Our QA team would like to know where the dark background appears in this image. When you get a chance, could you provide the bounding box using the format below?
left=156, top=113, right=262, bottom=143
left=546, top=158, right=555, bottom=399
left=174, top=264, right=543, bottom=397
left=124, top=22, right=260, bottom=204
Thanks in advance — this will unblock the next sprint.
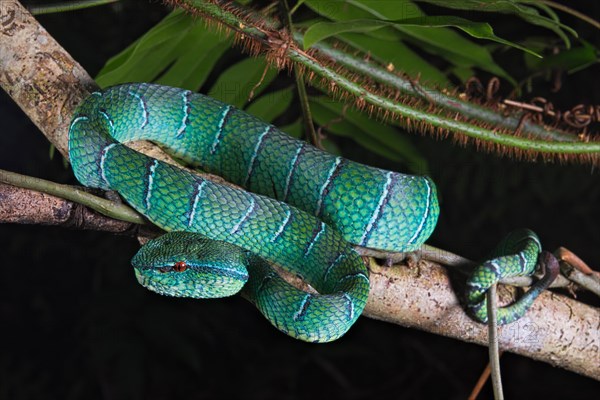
left=1, top=1, right=599, bottom=399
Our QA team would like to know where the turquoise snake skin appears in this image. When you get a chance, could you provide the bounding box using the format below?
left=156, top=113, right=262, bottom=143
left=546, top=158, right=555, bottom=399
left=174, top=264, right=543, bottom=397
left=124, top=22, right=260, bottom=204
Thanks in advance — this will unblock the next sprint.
left=467, top=229, right=559, bottom=324
left=68, top=83, right=554, bottom=341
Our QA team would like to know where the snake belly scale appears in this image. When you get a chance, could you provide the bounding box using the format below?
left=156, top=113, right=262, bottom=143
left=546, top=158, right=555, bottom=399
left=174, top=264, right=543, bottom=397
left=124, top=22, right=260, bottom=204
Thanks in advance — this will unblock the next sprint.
left=68, top=83, right=554, bottom=342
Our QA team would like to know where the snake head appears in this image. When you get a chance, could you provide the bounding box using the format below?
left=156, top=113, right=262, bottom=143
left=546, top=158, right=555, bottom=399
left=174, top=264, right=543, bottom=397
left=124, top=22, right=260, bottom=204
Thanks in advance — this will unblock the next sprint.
left=131, top=232, right=249, bottom=299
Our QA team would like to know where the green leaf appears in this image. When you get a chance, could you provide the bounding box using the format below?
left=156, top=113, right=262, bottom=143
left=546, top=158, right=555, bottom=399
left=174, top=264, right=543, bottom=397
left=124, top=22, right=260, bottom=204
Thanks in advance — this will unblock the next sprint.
left=394, top=26, right=515, bottom=83
left=414, top=0, right=577, bottom=48
left=524, top=41, right=599, bottom=74
left=245, top=88, right=294, bottom=122
left=96, top=10, right=192, bottom=86
left=310, top=97, right=428, bottom=174
left=303, top=0, right=515, bottom=84
left=208, top=58, right=278, bottom=108
left=339, top=32, right=449, bottom=85
left=97, top=10, right=189, bottom=77
left=334, top=0, right=426, bottom=20
left=155, top=23, right=231, bottom=89
left=96, top=10, right=231, bottom=91
left=304, top=17, right=541, bottom=57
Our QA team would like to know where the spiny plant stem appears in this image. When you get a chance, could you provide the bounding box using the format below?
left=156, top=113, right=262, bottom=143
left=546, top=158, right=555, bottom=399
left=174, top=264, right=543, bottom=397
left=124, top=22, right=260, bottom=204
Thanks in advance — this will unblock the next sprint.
left=172, top=0, right=599, bottom=160
left=302, top=37, right=573, bottom=142
left=0, top=169, right=146, bottom=225
left=29, top=0, right=120, bottom=15
left=285, top=46, right=600, bottom=154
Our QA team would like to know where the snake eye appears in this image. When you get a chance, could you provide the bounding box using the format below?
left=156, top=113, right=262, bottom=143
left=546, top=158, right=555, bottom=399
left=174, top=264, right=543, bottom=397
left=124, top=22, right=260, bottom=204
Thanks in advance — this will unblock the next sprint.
left=173, top=261, right=188, bottom=272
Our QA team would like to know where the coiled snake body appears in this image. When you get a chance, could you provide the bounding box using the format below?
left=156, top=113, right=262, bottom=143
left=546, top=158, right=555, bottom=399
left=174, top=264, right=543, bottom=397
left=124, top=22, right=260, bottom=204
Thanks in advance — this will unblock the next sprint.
left=69, top=83, right=556, bottom=342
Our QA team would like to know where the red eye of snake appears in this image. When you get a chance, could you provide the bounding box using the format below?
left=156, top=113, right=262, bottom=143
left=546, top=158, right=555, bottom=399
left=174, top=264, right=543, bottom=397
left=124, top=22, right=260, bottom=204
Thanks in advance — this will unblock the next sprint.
left=173, top=261, right=188, bottom=272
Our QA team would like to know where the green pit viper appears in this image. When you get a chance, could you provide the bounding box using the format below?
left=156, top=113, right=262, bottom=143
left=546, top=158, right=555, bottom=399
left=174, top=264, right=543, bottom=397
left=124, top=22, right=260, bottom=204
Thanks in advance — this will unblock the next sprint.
left=68, top=83, right=559, bottom=342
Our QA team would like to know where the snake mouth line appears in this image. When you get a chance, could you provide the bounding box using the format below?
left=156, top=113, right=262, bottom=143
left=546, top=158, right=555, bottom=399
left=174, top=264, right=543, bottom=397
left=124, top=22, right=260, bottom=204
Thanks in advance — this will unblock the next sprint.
left=136, top=263, right=249, bottom=281
left=134, top=268, right=245, bottom=299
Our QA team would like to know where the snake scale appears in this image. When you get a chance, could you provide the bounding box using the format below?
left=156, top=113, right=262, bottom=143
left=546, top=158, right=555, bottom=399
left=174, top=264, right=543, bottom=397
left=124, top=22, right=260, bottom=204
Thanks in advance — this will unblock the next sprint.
left=68, top=83, right=557, bottom=342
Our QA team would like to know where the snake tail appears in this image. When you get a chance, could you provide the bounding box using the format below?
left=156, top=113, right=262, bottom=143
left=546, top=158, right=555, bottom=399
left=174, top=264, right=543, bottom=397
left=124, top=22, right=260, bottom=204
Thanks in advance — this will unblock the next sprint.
left=466, top=229, right=559, bottom=324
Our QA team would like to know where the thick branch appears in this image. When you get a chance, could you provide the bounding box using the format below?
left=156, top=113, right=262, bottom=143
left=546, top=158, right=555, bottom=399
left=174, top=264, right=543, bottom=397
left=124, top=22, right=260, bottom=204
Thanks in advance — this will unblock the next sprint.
left=0, top=182, right=141, bottom=234
left=0, top=0, right=598, bottom=380
left=2, top=182, right=598, bottom=380
left=0, top=0, right=96, bottom=158
left=364, top=261, right=599, bottom=381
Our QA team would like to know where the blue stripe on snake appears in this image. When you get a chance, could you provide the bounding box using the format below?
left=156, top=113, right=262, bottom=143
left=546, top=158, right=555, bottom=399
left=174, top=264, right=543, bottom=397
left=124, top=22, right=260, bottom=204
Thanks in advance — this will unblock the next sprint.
left=68, top=83, right=557, bottom=342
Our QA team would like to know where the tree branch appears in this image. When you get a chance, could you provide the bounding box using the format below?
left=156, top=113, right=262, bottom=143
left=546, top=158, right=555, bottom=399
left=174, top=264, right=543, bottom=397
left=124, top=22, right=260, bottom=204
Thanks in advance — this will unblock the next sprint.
left=0, top=182, right=143, bottom=234
left=0, top=0, right=598, bottom=380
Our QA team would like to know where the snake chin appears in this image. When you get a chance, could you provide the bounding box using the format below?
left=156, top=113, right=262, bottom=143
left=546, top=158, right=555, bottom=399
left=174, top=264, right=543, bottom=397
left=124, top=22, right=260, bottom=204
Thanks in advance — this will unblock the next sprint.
left=134, top=268, right=197, bottom=298
left=133, top=267, right=244, bottom=299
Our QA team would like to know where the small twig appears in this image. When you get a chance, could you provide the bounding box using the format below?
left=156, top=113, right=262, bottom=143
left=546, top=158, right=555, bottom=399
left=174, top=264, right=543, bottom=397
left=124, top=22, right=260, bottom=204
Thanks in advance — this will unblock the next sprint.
left=468, top=350, right=507, bottom=400
left=468, top=361, right=489, bottom=400
left=247, top=63, right=271, bottom=102
left=280, top=0, right=320, bottom=148
left=504, top=99, right=557, bottom=117
left=487, top=285, right=504, bottom=400
left=0, top=169, right=145, bottom=225
left=556, top=246, right=596, bottom=274
left=555, top=247, right=600, bottom=296
left=295, top=73, right=321, bottom=147
left=559, top=263, right=600, bottom=297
